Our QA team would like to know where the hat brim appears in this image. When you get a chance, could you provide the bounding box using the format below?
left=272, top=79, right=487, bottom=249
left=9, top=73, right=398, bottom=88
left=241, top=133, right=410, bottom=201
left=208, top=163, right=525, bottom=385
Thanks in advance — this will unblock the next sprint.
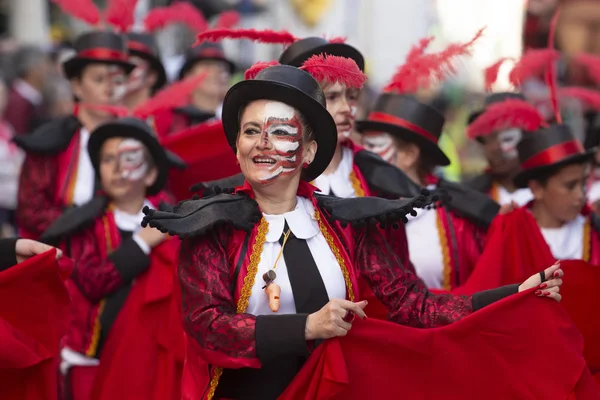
left=222, top=80, right=337, bottom=182
left=63, top=57, right=136, bottom=80
left=129, top=50, right=168, bottom=92
left=467, top=110, right=485, bottom=143
left=88, top=123, right=169, bottom=195
left=355, top=120, right=451, bottom=166
left=513, top=149, right=596, bottom=189
left=286, top=43, right=365, bottom=71
left=178, top=56, right=236, bottom=80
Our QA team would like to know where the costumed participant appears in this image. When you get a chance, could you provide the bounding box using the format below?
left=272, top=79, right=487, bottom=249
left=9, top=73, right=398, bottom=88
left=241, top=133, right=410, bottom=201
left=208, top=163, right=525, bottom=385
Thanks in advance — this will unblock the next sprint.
left=41, top=117, right=183, bottom=400
left=462, top=90, right=600, bottom=386
left=141, top=64, right=566, bottom=400
left=0, top=240, right=71, bottom=400
left=122, top=32, right=167, bottom=110
left=465, top=92, right=534, bottom=206
left=15, top=0, right=136, bottom=239
left=192, top=29, right=421, bottom=200
left=357, top=32, right=499, bottom=290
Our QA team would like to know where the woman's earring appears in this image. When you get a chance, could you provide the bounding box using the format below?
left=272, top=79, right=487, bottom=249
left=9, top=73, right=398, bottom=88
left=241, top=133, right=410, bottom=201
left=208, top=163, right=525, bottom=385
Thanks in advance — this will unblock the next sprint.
left=303, top=162, right=310, bottom=169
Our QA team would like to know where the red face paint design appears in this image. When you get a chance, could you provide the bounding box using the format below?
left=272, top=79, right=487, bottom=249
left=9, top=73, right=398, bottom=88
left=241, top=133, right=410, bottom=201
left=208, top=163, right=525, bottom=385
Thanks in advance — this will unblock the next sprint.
left=116, top=138, right=148, bottom=181
left=362, top=132, right=398, bottom=165
left=252, top=101, right=304, bottom=184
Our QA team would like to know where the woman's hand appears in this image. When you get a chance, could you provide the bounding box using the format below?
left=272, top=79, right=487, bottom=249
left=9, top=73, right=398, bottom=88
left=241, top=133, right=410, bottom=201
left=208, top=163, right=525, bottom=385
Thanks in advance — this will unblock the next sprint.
left=137, top=226, right=167, bottom=248
left=518, top=262, right=563, bottom=302
left=305, top=299, right=368, bottom=340
left=15, top=239, right=62, bottom=263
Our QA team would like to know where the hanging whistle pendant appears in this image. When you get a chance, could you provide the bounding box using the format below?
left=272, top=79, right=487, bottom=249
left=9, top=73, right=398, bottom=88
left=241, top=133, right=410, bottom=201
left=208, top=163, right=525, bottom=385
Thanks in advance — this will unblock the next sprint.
left=262, top=270, right=280, bottom=312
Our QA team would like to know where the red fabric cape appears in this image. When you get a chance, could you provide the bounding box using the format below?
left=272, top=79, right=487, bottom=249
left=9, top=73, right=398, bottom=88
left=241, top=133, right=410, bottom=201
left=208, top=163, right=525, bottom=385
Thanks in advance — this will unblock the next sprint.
left=453, top=207, right=600, bottom=377
left=0, top=249, right=72, bottom=400
left=280, top=290, right=599, bottom=400
left=90, top=238, right=183, bottom=400
left=160, top=120, right=240, bottom=201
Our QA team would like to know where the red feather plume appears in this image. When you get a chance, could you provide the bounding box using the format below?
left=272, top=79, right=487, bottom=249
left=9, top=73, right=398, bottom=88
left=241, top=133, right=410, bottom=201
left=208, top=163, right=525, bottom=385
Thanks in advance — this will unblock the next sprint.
left=133, top=73, right=207, bottom=119
left=576, top=53, right=600, bottom=85
left=104, top=0, right=138, bottom=32
left=560, top=87, right=600, bottom=110
left=144, top=2, right=209, bottom=33
left=244, top=61, right=280, bottom=80
left=327, top=36, right=347, bottom=44
left=300, top=54, right=367, bottom=89
left=384, top=28, right=484, bottom=94
left=195, top=28, right=297, bottom=46
left=79, top=103, right=129, bottom=118
left=213, top=10, right=241, bottom=30
left=508, top=49, right=560, bottom=87
left=51, top=0, right=101, bottom=25
left=467, top=99, right=544, bottom=139
left=484, top=58, right=511, bottom=91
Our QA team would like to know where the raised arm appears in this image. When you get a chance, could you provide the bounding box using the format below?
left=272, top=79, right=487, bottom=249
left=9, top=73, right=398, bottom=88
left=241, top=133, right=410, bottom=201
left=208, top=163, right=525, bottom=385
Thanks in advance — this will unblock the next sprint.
left=179, top=226, right=311, bottom=369
left=355, top=225, right=517, bottom=328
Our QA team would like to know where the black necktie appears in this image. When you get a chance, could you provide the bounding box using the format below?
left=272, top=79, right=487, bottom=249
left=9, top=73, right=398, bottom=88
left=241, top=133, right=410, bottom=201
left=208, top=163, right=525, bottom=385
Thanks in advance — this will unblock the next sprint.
left=279, top=221, right=330, bottom=314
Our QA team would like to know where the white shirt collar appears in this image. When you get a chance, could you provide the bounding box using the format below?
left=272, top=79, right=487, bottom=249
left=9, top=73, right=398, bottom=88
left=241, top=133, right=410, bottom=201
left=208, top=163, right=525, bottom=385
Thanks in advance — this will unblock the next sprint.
left=13, top=79, right=43, bottom=106
left=113, top=199, right=153, bottom=232
left=312, top=146, right=355, bottom=198
left=263, top=197, right=320, bottom=243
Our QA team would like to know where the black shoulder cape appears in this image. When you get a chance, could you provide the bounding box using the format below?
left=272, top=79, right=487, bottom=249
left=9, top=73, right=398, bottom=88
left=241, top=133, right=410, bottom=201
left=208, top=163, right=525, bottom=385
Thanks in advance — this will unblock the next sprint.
left=13, top=115, right=81, bottom=155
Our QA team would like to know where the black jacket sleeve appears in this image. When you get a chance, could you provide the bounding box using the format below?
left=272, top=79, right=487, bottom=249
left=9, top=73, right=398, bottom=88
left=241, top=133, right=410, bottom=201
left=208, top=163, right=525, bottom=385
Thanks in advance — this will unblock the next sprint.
left=0, top=238, right=18, bottom=272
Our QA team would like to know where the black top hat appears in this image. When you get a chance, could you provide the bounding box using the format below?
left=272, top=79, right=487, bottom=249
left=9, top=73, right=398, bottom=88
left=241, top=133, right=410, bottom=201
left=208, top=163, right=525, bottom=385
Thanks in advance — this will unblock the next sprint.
left=355, top=93, right=450, bottom=166
left=221, top=65, right=337, bottom=182
left=88, top=117, right=185, bottom=195
left=279, top=37, right=365, bottom=72
left=126, top=32, right=167, bottom=92
left=63, top=31, right=136, bottom=79
left=178, top=42, right=236, bottom=80
left=513, top=124, right=595, bottom=188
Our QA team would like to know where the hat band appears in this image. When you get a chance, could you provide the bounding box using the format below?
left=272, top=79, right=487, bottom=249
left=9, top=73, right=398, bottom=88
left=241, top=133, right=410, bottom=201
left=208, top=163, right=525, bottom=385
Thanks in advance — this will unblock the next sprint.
left=197, top=48, right=226, bottom=58
left=78, top=48, right=129, bottom=62
left=521, top=140, right=585, bottom=169
left=368, top=112, right=438, bottom=144
left=128, top=41, right=154, bottom=56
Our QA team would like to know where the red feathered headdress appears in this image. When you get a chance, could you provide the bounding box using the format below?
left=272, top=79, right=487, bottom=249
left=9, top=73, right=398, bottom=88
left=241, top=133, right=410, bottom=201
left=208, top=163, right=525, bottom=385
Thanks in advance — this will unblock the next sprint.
left=467, top=99, right=546, bottom=139
left=143, top=2, right=209, bottom=33
left=194, top=27, right=350, bottom=47
left=243, top=55, right=367, bottom=89
left=383, top=28, right=484, bottom=94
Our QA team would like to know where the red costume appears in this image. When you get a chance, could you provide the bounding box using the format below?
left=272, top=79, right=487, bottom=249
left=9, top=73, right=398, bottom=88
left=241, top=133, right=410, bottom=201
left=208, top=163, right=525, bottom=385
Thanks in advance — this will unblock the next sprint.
left=0, top=248, right=72, bottom=400
left=14, top=31, right=135, bottom=239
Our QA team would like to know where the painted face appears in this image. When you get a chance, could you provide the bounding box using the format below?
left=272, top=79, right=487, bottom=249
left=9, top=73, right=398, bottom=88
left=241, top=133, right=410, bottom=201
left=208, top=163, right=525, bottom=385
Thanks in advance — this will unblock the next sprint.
left=72, top=64, right=127, bottom=112
left=362, top=132, right=397, bottom=164
left=237, top=100, right=307, bottom=185
left=498, top=128, right=522, bottom=159
left=116, top=138, right=148, bottom=181
left=126, top=55, right=151, bottom=94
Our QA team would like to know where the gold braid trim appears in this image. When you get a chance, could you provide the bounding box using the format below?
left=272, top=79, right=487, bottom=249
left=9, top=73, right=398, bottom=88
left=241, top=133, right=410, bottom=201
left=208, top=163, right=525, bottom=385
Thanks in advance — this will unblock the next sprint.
left=490, top=182, right=499, bottom=203
left=349, top=170, right=366, bottom=198
left=206, top=217, right=269, bottom=400
left=314, top=211, right=356, bottom=301
left=85, top=214, right=114, bottom=357
left=583, top=216, right=591, bottom=262
left=435, top=211, right=452, bottom=291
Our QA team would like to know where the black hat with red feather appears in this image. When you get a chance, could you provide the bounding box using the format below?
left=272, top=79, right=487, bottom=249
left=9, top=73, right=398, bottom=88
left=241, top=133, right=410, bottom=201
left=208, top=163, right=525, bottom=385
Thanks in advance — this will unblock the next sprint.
left=178, top=42, right=236, bottom=80
left=356, top=30, right=484, bottom=167
left=279, top=36, right=365, bottom=72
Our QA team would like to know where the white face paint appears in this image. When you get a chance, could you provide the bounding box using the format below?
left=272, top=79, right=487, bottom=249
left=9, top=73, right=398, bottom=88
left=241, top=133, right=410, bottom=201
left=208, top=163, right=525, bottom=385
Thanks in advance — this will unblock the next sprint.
left=109, top=65, right=127, bottom=102
left=117, top=138, right=149, bottom=181
left=362, top=132, right=398, bottom=164
left=255, top=101, right=304, bottom=183
left=498, top=128, right=522, bottom=160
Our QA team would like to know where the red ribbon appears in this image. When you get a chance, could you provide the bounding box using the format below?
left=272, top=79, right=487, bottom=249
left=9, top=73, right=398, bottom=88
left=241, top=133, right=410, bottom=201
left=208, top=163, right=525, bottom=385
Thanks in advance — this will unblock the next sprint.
left=196, top=48, right=226, bottom=59
left=521, top=140, right=585, bottom=169
left=367, top=112, right=438, bottom=144
left=78, top=48, right=129, bottom=62
left=127, top=41, right=153, bottom=55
